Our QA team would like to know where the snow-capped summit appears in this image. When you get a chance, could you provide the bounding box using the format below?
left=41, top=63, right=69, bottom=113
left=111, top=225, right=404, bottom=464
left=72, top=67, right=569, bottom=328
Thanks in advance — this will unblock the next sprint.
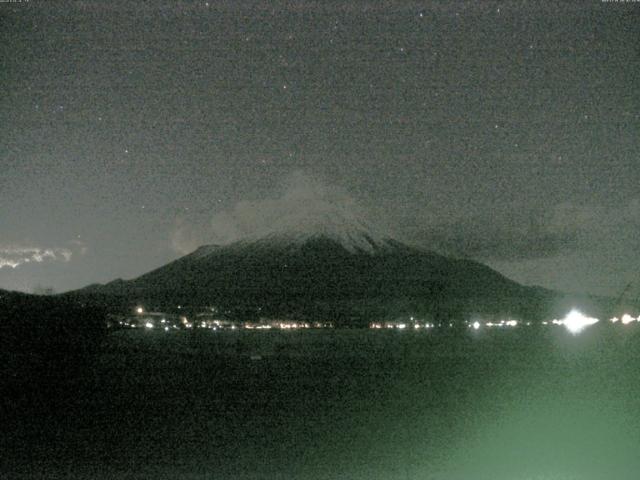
left=68, top=191, right=545, bottom=325
left=66, top=174, right=560, bottom=324
left=193, top=192, right=398, bottom=256
left=240, top=202, right=396, bottom=254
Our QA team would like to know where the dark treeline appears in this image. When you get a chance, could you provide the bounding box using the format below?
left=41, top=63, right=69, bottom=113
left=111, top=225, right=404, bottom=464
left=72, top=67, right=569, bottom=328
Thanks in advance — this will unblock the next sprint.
left=0, top=291, right=106, bottom=402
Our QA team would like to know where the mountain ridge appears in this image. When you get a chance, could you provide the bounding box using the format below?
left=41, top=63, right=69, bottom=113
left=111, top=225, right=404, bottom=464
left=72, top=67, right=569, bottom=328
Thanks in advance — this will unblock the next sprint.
left=65, top=231, right=569, bottom=324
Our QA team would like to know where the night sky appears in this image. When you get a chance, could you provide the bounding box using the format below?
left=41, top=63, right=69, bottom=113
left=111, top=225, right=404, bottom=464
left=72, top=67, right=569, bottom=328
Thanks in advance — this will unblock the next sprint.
left=1, top=0, right=639, bottom=296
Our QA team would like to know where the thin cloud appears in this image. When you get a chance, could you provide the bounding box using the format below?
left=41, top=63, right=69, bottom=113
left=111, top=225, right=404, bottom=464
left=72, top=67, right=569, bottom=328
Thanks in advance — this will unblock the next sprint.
left=416, top=199, right=640, bottom=262
left=170, top=171, right=390, bottom=254
left=0, top=246, right=73, bottom=269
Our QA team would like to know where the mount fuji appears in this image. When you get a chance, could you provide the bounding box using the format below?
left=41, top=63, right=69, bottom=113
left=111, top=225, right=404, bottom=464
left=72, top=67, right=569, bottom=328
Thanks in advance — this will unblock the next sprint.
left=69, top=208, right=566, bottom=324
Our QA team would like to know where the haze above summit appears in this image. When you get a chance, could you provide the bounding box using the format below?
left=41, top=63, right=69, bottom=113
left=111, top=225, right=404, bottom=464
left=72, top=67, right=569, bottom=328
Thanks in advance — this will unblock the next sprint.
left=172, top=172, right=396, bottom=255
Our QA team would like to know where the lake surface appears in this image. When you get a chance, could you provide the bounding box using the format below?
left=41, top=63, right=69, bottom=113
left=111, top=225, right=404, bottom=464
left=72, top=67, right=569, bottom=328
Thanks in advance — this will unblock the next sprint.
left=4, top=325, right=640, bottom=479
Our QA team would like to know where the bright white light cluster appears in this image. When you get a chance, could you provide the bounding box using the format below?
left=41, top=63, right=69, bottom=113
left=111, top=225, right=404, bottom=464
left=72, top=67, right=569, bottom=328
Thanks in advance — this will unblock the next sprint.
left=609, top=314, right=640, bottom=325
left=369, top=321, right=435, bottom=330
left=469, top=319, right=519, bottom=330
left=554, top=309, right=599, bottom=335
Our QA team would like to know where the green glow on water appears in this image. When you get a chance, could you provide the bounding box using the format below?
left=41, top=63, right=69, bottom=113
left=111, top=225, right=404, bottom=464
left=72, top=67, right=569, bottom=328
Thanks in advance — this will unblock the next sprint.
left=7, top=328, right=640, bottom=479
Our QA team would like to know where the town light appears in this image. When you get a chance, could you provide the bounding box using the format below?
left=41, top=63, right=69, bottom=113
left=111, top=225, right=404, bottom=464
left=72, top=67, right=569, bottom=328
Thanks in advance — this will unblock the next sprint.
left=621, top=314, right=636, bottom=325
left=560, top=309, right=599, bottom=335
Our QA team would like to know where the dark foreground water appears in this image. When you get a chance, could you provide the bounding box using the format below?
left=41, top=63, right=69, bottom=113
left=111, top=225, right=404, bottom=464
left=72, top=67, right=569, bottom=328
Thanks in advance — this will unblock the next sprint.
left=4, top=325, right=640, bottom=479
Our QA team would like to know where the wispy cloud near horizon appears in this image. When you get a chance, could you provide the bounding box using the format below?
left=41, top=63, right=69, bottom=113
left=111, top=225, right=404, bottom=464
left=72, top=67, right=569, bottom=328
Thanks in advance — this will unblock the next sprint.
left=0, top=246, right=73, bottom=269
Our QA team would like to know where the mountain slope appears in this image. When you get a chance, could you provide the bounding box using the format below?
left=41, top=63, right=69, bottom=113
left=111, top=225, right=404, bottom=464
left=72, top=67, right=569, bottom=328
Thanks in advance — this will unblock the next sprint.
left=70, top=230, right=559, bottom=323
